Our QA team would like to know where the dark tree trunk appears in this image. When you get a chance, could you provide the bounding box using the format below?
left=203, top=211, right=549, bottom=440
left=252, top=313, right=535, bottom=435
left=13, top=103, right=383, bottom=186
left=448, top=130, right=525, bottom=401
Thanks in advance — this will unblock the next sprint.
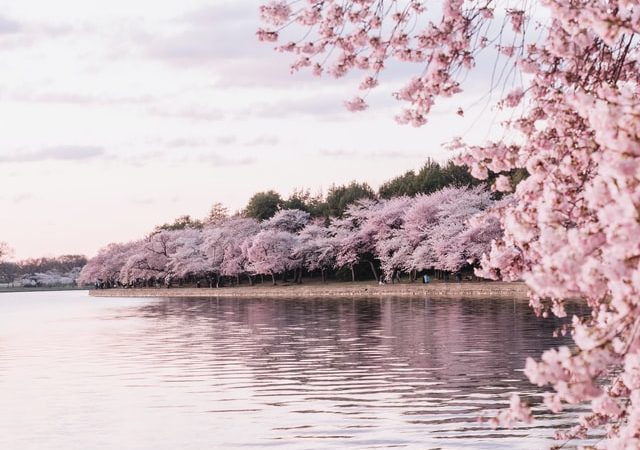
left=366, top=260, right=379, bottom=282
left=236, top=274, right=240, bottom=286
left=270, top=272, right=276, bottom=285
left=247, top=274, right=254, bottom=286
left=350, top=264, right=356, bottom=282
left=321, top=268, right=326, bottom=283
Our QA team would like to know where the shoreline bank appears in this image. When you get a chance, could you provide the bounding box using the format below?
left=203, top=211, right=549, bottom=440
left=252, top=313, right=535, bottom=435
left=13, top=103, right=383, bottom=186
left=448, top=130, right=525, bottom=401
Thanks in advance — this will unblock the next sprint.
left=89, top=281, right=529, bottom=299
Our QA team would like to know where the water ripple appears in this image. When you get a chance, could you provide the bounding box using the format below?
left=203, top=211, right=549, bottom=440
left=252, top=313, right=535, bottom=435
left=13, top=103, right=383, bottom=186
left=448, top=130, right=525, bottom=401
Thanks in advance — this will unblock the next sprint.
left=0, top=291, right=590, bottom=450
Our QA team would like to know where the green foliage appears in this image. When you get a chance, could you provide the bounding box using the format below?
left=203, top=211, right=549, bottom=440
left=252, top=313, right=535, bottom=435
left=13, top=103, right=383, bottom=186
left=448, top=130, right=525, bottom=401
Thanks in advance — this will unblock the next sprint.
left=377, top=170, right=417, bottom=198
left=156, top=215, right=204, bottom=231
left=326, top=181, right=376, bottom=217
left=243, top=190, right=283, bottom=221
left=510, top=168, right=529, bottom=186
left=282, top=190, right=308, bottom=211
left=283, top=188, right=329, bottom=218
left=379, top=158, right=479, bottom=198
left=151, top=157, right=529, bottom=232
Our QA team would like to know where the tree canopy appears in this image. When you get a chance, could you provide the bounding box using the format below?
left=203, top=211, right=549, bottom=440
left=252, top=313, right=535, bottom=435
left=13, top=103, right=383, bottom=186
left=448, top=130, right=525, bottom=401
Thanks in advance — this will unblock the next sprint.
left=243, top=190, right=284, bottom=221
left=156, top=215, right=203, bottom=232
left=379, top=159, right=478, bottom=199
left=326, top=181, right=376, bottom=217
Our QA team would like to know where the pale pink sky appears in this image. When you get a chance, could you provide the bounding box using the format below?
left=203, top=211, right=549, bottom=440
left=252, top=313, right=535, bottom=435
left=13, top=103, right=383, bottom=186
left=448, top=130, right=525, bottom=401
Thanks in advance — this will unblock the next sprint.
left=0, top=0, right=504, bottom=260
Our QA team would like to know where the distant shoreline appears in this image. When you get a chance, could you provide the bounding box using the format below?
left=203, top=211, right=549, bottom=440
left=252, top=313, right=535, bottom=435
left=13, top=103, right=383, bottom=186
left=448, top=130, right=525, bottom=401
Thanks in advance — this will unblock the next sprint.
left=0, top=286, right=86, bottom=294
left=89, top=281, right=529, bottom=299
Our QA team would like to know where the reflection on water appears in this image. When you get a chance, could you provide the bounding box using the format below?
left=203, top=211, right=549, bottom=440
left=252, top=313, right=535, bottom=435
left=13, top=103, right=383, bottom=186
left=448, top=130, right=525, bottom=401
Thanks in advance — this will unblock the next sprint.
left=0, top=291, right=585, bottom=450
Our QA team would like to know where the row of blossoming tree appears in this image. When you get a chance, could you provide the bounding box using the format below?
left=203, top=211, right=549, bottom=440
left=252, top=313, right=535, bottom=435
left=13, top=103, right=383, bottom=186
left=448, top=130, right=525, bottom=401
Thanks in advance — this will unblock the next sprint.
left=257, top=0, right=640, bottom=445
left=78, top=186, right=500, bottom=288
left=0, top=255, right=87, bottom=287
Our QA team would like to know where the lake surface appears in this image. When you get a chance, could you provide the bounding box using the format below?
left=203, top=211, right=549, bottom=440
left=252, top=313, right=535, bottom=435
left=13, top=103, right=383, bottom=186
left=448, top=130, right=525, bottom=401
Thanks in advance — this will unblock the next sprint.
left=0, top=290, right=584, bottom=449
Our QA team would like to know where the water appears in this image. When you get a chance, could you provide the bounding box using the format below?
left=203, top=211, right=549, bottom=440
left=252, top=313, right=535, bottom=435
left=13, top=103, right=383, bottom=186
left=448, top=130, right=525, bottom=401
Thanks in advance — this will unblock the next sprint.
left=0, top=290, right=584, bottom=449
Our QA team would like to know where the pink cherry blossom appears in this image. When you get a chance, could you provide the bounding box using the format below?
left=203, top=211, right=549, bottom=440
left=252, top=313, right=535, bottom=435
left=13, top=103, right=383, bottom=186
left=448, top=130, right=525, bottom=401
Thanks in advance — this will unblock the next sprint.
left=259, top=0, right=640, bottom=445
left=344, top=96, right=368, bottom=112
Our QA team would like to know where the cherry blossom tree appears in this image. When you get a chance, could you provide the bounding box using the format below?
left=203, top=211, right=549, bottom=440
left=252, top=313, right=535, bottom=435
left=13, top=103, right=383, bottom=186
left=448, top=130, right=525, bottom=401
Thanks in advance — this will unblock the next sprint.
left=120, top=231, right=179, bottom=286
left=295, top=223, right=337, bottom=282
left=167, top=228, right=210, bottom=282
left=219, top=217, right=261, bottom=285
left=245, top=229, right=298, bottom=285
left=264, top=210, right=311, bottom=282
left=18, top=267, right=82, bottom=287
left=458, top=204, right=504, bottom=270
left=404, top=187, right=464, bottom=274
left=265, top=208, right=311, bottom=232
left=79, top=189, right=498, bottom=289
left=364, top=196, right=412, bottom=281
left=427, top=186, right=493, bottom=273
left=78, top=241, right=139, bottom=287
left=330, top=216, right=360, bottom=281
left=201, top=225, right=228, bottom=287
left=375, top=232, right=407, bottom=282
left=330, top=198, right=381, bottom=281
left=259, top=0, right=640, bottom=444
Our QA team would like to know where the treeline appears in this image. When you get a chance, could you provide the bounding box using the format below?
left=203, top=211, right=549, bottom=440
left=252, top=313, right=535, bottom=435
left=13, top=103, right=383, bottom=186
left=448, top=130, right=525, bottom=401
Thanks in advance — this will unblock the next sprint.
left=78, top=186, right=501, bottom=288
left=154, top=159, right=523, bottom=230
left=0, top=255, right=87, bottom=287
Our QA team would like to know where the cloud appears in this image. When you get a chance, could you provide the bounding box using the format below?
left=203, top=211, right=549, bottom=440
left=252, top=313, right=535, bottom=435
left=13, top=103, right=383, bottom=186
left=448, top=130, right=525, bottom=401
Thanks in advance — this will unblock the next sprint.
left=193, top=151, right=255, bottom=167
left=138, top=3, right=317, bottom=89
left=216, top=135, right=237, bottom=145
left=0, top=145, right=106, bottom=163
left=243, top=135, right=278, bottom=147
left=131, top=197, right=156, bottom=206
left=318, top=149, right=423, bottom=159
left=371, top=150, right=424, bottom=159
left=120, top=150, right=166, bottom=167
left=160, top=136, right=237, bottom=149
left=163, top=138, right=205, bottom=148
left=7, top=90, right=155, bottom=105
left=11, top=193, right=33, bottom=203
left=0, top=16, right=21, bottom=35
left=318, top=149, right=357, bottom=158
left=110, top=148, right=255, bottom=168
left=143, top=3, right=262, bottom=66
left=0, top=193, right=34, bottom=204
left=246, top=93, right=352, bottom=120
left=147, top=105, right=225, bottom=122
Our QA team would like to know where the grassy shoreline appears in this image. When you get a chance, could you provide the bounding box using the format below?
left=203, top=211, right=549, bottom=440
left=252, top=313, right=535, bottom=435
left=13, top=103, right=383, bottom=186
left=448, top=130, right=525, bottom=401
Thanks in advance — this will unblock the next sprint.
left=89, top=280, right=529, bottom=299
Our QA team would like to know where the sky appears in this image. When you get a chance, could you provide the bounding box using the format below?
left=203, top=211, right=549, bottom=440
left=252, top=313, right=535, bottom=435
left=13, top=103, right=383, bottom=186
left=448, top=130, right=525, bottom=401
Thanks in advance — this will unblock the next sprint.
left=0, top=0, right=509, bottom=260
